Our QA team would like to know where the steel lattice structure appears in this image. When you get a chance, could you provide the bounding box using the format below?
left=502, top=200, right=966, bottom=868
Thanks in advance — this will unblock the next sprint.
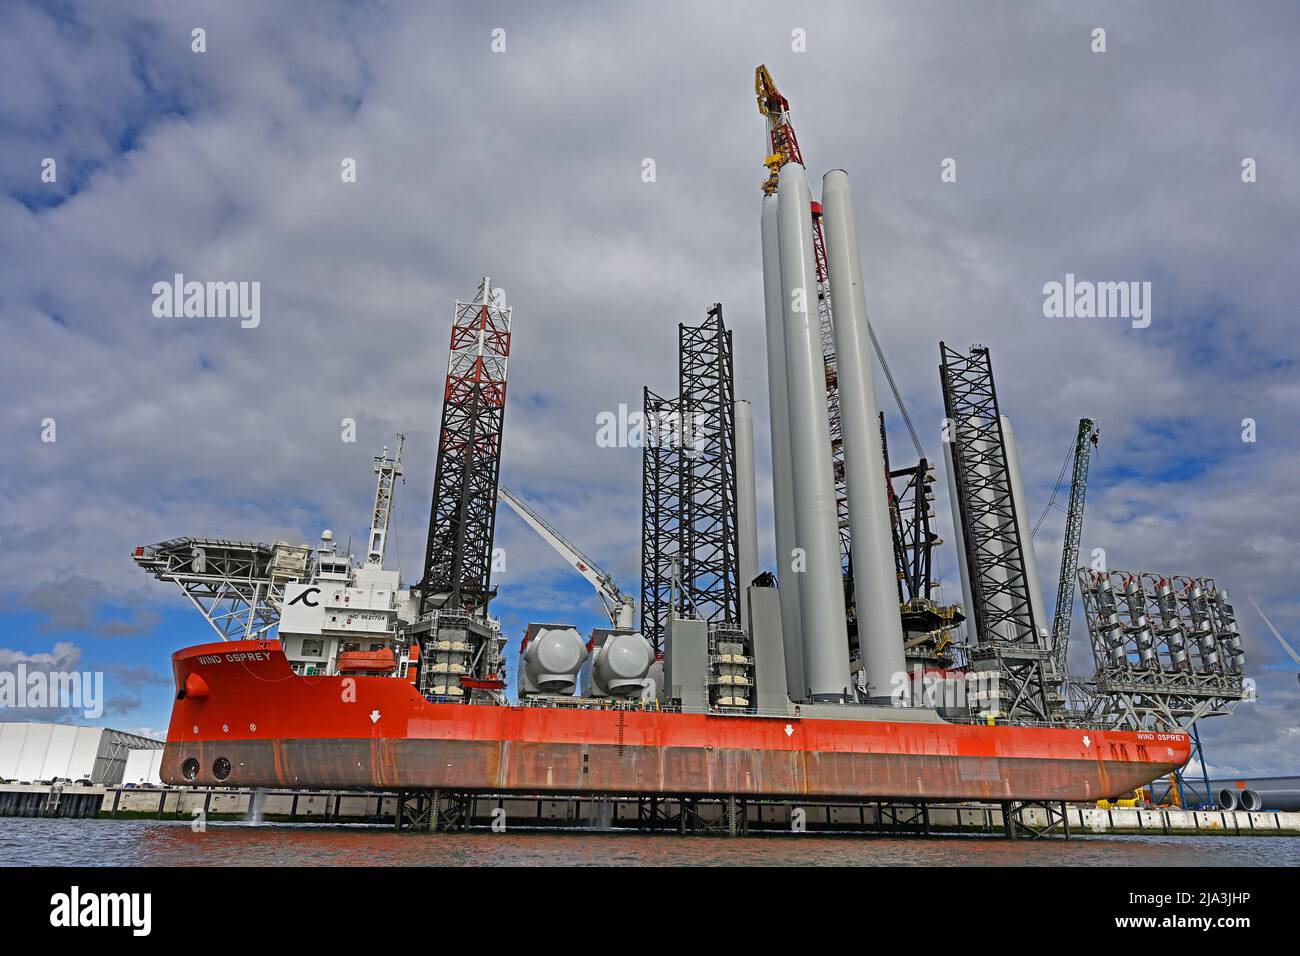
left=939, top=343, right=1052, bottom=721
left=366, top=435, right=405, bottom=567
left=812, top=217, right=849, bottom=572
left=888, top=461, right=937, bottom=606
left=640, top=387, right=682, bottom=652
left=881, top=411, right=937, bottom=608
left=1078, top=569, right=1248, bottom=730
left=880, top=421, right=961, bottom=671
left=133, top=537, right=310, bottom=640
left=419, top=277, right=512, bottom=618
left=939, top=344, right=1041, bottom=644
left=1048, top=419, right=1097, bottom=680
left=640, top=306, right=741, bottom=652
left=679, top=306, right=740, bottom=629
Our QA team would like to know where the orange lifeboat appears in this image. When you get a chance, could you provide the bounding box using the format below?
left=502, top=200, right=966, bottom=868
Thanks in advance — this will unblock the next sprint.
left=336, top=648, right=397, bottom=674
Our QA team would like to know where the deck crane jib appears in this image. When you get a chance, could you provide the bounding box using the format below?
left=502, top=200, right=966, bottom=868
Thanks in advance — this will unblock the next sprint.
left=1043, top=418, right=1099, bottom=683
left=497, top=485, right=636, bottom=630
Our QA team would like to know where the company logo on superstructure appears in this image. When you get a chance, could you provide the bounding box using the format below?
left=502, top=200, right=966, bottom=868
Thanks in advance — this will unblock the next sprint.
left=50, top=886, right=151, bottom=937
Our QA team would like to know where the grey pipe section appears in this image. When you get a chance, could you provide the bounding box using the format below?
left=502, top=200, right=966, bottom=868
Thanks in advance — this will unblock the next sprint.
left=735, top=399, right=760, bottom=632
left=1001, top=416, right=1048, bottom=644
left=820, top=169, right=906, bottom=702
left=1216, top=786, right=1300, bottom=811
left=777, top=163, right=851, bottom=701
left=1250, top=789, right=1300, bottom=811
left=760, top=192, right=806, bottom=700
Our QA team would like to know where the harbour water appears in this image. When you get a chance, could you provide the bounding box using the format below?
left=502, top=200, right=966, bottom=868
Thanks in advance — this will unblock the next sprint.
left=2, top=818, right=1298, bottom=867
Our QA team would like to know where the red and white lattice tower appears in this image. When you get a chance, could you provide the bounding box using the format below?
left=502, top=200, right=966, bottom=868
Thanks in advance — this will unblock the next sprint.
left=418, top=277, right=512, bottom=617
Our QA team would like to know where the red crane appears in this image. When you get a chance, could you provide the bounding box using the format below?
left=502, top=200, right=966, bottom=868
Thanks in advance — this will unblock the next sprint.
left=756, top=67, right=929, bottom=574
left=756, top=64, right=850, bottom=567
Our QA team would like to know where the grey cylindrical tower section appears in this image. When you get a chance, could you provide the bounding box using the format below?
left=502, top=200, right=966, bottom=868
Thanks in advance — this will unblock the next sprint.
left=761, top=192, right=806, bottom=700
left=1001, top=415, right=1047, bottom=644
left=776, top=162, right=851, bottom=701
left=820, top=170, right=906, bottom=701
left=735, top=399, right=760, bottom=632
left=942, top=435, right=974, bottom=630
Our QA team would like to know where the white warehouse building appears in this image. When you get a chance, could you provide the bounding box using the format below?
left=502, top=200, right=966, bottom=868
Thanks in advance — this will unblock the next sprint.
left=0, top=722, right=164, bottom=785
left=122, top=747, right=165, bottom=786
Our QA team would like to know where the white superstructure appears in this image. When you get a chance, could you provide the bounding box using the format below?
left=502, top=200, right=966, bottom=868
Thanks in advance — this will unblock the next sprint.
left=135, top=436, right=507, bottom=691
left=277, top=439, right=422, bottom=677
left=278, top=531, right=420, bottom=677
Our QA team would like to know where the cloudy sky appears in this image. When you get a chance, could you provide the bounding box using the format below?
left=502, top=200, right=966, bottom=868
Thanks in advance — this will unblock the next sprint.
left=2, top=1, right=1296, bottom=776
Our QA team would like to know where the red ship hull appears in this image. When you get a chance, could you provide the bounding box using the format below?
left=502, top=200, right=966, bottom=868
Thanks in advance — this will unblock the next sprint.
left=162, top=640, right=1191, bottom=802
